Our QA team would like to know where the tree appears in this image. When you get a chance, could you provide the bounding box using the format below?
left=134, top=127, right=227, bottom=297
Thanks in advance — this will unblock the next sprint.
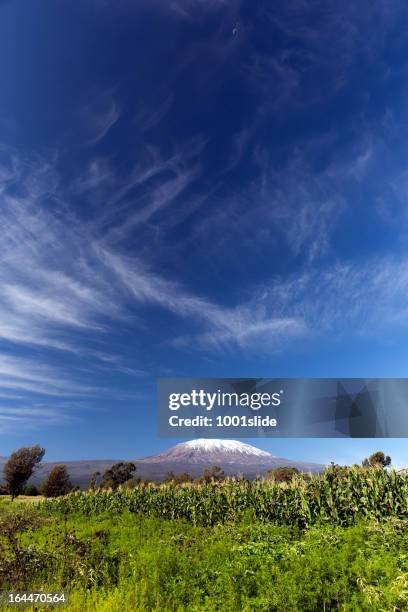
left=89, top=471, right=101, bottom=490
left=175, top=472, right=193, bottom=484
left=362, top=451, right=391, bottom=469
left=202, top=465, right=225, bottom=482
left=122, top=476, right=142, bottom=489
left=41, top=465, right=73, bottom=498
left=101, top=462, right=136, bottom=490
left=3, top=445, right=45, bottom=500
left=24, top=484, right=40, bottom=496
left=264, top=466, right=300, bottom=483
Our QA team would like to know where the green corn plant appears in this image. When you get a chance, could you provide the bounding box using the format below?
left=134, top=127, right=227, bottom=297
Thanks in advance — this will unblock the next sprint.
left=40, top=468, right=408, bottom=527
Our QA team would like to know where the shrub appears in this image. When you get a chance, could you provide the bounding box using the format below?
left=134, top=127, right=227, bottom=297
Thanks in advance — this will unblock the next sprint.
left=24, top=484, right=40, bottom=496
left=42, top=465, right=73, bottom=498
left=264, top=466, right=300, bottom=482
left=101, top=462, right=136, bottom=490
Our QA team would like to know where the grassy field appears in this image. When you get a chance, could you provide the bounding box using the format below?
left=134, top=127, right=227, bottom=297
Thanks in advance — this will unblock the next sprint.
left=0, top=469, right=407, bottom=611
left=0, top=495, right=44, bottom=504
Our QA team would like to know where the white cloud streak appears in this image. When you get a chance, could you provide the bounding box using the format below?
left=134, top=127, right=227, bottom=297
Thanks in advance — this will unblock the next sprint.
left=0, top=354, right=103, bottom=400
left=1, top=118, right=408, bottom=436
left=84, top=100, right=120, bottom=145
left=253, top=257, right=408, bottom=337
left=2, top=142, right=408, bottom=364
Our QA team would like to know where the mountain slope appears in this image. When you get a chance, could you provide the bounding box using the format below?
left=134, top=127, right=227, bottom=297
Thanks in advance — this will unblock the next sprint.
left=140, top=439, right=274, bottom=464
left=137, top=439, right=324, bottom=478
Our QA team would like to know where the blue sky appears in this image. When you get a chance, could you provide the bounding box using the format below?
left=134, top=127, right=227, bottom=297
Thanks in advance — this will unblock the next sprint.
left=1, top=0, right=408, bottom=467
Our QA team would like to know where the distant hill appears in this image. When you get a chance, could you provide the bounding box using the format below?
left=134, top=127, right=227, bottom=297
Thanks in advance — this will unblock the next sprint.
left=0, top=439, right=325, bottom=487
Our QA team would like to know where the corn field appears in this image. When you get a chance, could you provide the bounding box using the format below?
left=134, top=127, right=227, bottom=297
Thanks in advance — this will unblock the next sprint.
left=41, top=467, right=408, bottom=527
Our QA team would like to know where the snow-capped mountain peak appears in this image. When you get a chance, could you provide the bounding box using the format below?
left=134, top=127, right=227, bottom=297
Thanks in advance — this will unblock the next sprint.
left=140, top=438, right=274, bottom=465
left=181, top=439, right=272, bottom=457
left=138, top=439, right=324, bottom=474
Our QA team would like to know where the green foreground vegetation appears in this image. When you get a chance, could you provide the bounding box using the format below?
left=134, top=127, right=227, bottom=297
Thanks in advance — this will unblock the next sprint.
left=0, top=466, right=407, bottom=611
left=0, top=499, right=407, bottom=611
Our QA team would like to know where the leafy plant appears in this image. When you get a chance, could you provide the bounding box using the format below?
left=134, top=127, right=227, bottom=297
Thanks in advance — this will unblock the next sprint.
left=41, top=466, right=408, bottom=528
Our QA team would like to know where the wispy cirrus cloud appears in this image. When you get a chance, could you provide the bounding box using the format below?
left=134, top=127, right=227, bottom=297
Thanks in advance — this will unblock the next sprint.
left=95, top=140, right=206, bottom=240
left=0, top=143, right=204, bottom=364
left=172, top=255, right=408, bottom=352
left=135, top=95, right=174, bottom=132
left=2, top=138, right=408, bottom=437
left=74, top=94, right=121, bottom=146
left=72, top=157, right=116, bottom=195
left=3, top=126, right=408, bottom=367
left=252, top=257, right=408, bottom=338
left=0, top=195, right=120, bottom=351
left=101, top=248, right=305, bottom=349
left=0, top=144, right=301, bottom=370
left=255, top=0, right=405, bottom=103
left=0, top=403, right=81, bottom=434
left=191, top=146, right=346, bottom=263
left=0, top=354, right=101, bottom=398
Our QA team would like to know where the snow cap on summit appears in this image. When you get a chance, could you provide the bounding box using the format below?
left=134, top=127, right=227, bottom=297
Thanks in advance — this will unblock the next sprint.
left=180, top=439, right=273, bottom=457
